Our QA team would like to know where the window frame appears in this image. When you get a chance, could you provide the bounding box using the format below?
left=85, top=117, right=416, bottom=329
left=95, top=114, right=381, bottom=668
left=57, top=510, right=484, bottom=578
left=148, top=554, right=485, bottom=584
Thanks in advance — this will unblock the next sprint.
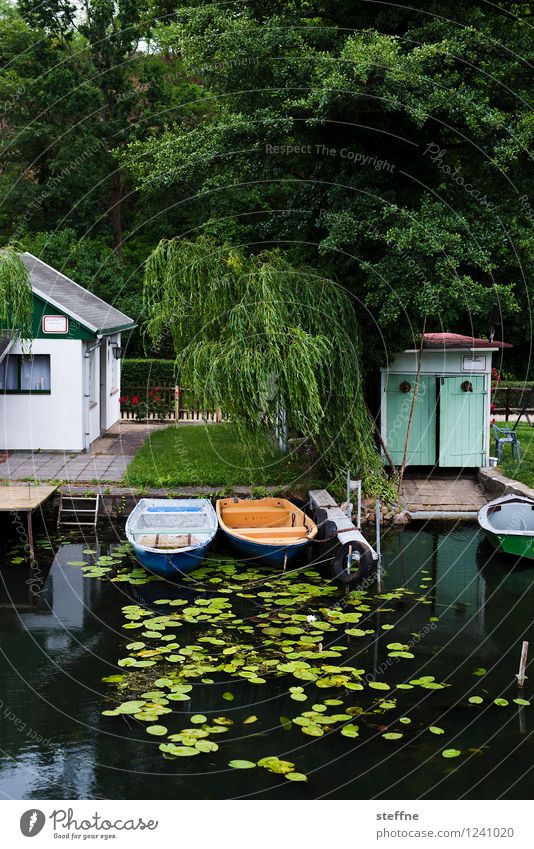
left=1, top=354, right=52, bottom=395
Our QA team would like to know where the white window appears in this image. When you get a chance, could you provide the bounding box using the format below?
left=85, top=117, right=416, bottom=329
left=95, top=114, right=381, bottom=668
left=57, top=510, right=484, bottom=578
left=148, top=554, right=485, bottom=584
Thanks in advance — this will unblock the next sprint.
left=0, top=355, right=51, bottom=392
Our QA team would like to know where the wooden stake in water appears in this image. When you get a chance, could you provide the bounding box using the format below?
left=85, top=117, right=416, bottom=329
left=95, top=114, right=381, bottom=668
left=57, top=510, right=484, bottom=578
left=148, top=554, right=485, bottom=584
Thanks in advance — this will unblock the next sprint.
left=375, top=499, right=382, bottom=592
left=517, top=640, right=528, bottom=688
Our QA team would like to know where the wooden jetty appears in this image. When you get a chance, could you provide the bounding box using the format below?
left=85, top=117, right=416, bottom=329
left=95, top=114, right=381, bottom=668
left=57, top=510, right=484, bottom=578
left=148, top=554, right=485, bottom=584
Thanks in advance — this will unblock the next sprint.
left=0, top=483, right=57, bottom=555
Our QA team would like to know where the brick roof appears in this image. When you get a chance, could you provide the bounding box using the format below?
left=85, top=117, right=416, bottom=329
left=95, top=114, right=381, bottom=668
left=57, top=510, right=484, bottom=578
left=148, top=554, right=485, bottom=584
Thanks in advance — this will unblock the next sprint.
left=422, top=332, right=512, bottom=350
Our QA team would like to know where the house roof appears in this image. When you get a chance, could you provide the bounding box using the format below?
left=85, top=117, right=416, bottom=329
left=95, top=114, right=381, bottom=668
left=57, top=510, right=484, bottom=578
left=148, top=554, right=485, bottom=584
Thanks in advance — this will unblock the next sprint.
left=20, top=252, right=136, bottom=335
left=422, top=332, right=513, bottom=350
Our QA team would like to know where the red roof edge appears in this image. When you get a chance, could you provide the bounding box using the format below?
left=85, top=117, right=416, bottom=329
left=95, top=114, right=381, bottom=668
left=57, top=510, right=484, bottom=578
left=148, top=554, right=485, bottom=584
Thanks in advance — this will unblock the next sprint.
left=422, top=332, right=513, bottom=349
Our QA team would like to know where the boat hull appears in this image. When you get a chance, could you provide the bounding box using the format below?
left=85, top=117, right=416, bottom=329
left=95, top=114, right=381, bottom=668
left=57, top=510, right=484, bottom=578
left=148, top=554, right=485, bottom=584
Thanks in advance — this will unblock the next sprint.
left=483, top=529, right=534, bottom=560
left=220, top=529, right=309, bottom=567
left=131, top=541, right=212, bottom=578
left=478, top=494, right=534, bottom=561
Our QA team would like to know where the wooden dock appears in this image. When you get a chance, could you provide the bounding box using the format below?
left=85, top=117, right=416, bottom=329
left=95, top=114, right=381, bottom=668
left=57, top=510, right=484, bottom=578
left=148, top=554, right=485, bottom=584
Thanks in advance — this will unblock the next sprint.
left=400, top=477, right=488, bottom=519
left=0, top=483, right=57, bottom=553
left=309, top=488, right=378, bottom=583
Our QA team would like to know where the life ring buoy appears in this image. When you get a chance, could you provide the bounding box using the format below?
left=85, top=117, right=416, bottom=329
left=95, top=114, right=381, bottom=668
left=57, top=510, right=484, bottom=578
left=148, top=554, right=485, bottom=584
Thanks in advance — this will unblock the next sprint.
left=332, top=540, right=374, bottom=585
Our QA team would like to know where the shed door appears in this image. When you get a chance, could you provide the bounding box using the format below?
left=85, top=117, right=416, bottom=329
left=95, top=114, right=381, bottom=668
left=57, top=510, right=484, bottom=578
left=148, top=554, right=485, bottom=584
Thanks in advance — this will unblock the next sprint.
left=385, top=373, right=437, bottom=465
left=438, top=375, right=485, bottom=467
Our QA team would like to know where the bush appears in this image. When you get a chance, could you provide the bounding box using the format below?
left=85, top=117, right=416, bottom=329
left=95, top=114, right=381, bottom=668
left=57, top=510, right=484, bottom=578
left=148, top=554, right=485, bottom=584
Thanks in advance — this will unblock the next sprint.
left=122, top=358, right=176, bottom=386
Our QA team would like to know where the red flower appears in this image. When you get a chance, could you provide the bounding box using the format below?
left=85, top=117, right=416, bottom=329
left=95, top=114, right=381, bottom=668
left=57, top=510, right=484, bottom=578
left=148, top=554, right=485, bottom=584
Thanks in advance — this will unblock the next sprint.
left=119, top=395, right=129, bottom=403
left=490, top=402, right=496, bottom=413
left=492, top=367, right=501, bottom=382
left=132, top=395, right=139, bottom=406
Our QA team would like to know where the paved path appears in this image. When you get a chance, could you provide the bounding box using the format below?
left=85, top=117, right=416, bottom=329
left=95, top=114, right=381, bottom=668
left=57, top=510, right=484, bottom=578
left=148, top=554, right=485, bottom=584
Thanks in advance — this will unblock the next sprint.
left=0, top=421, right=167, bottom=484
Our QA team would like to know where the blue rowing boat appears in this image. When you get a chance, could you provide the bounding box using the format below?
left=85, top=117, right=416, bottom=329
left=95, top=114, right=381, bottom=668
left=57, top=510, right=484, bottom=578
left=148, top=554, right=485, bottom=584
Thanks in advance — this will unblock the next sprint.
left=125, top=498, right=218, bottom=578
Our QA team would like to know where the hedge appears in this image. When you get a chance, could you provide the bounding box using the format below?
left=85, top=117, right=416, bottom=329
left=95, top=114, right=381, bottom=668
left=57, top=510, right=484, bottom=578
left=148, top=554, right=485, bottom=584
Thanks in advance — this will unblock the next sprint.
left=122, top=359, right=176, bottom=387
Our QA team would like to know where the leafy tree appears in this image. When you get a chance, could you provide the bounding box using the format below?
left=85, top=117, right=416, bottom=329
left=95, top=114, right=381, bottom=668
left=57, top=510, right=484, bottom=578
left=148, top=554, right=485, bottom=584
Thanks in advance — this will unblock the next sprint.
left=142, top=236, right=388, bottom=491
left=122, top=3, right=532, bottom=373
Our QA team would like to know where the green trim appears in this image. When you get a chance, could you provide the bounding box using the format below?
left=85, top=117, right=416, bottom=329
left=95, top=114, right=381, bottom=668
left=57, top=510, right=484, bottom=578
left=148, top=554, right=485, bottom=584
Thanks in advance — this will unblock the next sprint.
left=485, top=529, right=534, bottom=559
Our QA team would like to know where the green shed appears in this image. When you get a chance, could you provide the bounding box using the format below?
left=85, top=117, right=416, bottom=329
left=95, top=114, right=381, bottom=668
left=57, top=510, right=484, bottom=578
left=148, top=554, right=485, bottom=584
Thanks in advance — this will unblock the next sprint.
left=380, top=333, right=512, bottom=469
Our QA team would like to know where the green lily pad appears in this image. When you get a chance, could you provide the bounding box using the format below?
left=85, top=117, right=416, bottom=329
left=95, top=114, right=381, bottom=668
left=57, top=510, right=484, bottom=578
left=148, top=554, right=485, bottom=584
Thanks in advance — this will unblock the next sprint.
left=382, top=732, right=403, bottom=740
left=228, top=759, right=256, bottom=769
left=285, top=772, right=308, bottom=782
left=146, top=725, right=167, bottom=736
left=442, top=749, right=461, bottom=758
left=468, top=696, right=483, bottom=704
left=494, top=698, right=509, bottom=707
left=429, top=726, right=444, bottom=735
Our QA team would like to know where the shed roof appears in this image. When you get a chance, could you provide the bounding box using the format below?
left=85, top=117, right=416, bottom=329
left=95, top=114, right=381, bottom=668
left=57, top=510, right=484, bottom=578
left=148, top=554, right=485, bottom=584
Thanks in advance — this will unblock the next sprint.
left=20, top=252, right=136, bottom=335
left=422, top=332, right=512, bottom=350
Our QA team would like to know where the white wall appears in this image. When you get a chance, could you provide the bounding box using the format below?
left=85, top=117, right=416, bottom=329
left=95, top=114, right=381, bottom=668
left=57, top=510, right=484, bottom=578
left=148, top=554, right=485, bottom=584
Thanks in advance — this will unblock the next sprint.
left=385, top=349, right=495, bottom=375
left=101, top=333, right=121, bottom=432
left=0, top=339, right=84, bottom=451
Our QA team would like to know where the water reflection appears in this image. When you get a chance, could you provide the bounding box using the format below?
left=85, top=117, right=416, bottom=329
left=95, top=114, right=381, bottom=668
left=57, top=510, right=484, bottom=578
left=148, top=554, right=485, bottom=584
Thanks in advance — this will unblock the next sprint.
left=0, top=522, right=532, bottom=800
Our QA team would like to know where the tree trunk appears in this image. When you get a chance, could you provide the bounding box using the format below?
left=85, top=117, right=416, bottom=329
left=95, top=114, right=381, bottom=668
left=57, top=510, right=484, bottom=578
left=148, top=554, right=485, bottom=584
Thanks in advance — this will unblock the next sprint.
left=112, top=168, right=122, bottom=258
left=397, top=318, right=427, bottom=496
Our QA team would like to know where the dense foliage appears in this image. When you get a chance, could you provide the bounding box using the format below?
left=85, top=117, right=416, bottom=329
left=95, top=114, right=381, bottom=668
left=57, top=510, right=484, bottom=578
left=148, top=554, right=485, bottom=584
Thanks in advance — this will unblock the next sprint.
left=0, top=0, right=532, bottom=481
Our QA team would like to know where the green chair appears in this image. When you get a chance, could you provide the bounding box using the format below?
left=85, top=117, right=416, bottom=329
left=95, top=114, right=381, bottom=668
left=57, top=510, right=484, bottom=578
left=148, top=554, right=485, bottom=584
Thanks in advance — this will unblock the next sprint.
left=492, top=424, right=521, bottom=462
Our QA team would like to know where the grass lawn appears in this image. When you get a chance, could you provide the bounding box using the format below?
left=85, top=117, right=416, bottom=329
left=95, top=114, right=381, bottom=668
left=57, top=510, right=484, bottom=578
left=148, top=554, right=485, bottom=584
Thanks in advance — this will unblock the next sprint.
left=495, top=422, right=534, bottom=489
left=123, top=423, right=326, bottom=491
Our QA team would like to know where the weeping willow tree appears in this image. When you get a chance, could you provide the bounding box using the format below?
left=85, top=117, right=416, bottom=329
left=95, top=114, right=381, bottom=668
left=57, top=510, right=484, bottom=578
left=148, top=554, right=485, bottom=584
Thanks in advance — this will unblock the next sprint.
left=143, top=236, right=388, bottom=493
left=0, top=246, right=33, bottom=345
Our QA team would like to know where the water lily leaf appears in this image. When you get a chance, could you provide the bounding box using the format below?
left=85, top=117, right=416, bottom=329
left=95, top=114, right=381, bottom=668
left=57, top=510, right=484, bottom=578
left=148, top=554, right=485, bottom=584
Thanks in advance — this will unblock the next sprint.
left=223, top=692, right=234, bottom=701
left=340, top=724, right=359, bottom=738
left=191, top=714, right=207, bottom=724
left=280, top=716, right=292, bottom=731
left=101, top=709, right=120, bottom=716
left=473, top=668, right=486, bottom=677
left=228, top=760, right=256, bottom=769
left=146, top=725, right=167, bottom=736
left=195, top=739, right=219, bottom=753
left=382, top=732, right=403, bottom=740
left=429, top=726, right=444, bottom=735
left=442, top=749, right=461, bottom=758
left=285, top=772, right=308, bottom=782
left=381, top=624, right=394, bottom=630
left=291, top=693, right=307, bottom=701
left=494, top=698, right=509, bottom=707
left=513, top=698, right=530, bottom=706
left=468, top=696, right=483, bottom=704
left=301, top=724, right=323, bottom=737
left=116, top=700, right=146, bottom=714
left=167, top=693, right=191, bottom=701
left=243, top=715, right=258, bottom=724
left=167, top=745, right=200, bottom=756
left=368, top=682, right=390, bottom=691
left=324, top=699, right=343, bottom=706
left=399, top=717, right=411, bottom=724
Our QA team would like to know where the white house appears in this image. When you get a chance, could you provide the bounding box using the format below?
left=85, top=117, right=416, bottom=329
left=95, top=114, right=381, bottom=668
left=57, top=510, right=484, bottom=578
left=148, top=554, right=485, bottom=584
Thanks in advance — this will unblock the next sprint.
left=0, top=252, right=136, bottom=452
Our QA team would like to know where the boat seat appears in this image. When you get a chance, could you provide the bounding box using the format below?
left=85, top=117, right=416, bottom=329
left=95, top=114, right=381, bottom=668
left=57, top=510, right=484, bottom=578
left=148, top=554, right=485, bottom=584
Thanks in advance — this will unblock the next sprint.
left=136, top=533, right=203, bottom=550
left=132, top=527, right=211, bottom=536
left=236, top=526, right=310, bottom=538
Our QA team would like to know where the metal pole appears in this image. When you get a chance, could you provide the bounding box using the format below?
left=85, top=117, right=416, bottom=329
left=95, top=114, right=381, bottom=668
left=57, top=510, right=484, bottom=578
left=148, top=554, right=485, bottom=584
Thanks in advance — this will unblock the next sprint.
left=356, top=480, right=362, bottom=530
left=346, top=470, right=351, bottom=520
left=375, top=499, right=382, bottom=592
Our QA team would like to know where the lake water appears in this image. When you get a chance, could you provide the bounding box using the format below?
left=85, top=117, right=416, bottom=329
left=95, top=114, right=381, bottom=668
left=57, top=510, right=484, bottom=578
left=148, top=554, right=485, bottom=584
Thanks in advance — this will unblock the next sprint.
left=0, top=518, right=532, bottom=800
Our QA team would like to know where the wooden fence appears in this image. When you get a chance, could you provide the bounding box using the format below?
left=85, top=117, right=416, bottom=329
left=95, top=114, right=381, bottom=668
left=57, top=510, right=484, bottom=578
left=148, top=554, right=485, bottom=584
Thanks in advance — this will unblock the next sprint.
left=120, top=385, right=223, bottom=422
left=491, top=383, right=534, bottom=420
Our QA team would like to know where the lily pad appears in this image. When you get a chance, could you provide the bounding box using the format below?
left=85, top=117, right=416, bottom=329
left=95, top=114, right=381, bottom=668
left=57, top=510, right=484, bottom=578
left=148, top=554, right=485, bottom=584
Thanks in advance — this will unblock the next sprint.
left=442, top=749, right=461, bottom=759
left=228, top=759, right=256, bottom=769
left=285, top=772, right=308, bottom=782
left=146, top=725, right=167, bottom=736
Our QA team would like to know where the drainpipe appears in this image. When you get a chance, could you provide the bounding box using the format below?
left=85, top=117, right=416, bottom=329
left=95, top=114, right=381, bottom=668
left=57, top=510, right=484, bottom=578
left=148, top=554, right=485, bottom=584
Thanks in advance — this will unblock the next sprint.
left=83, top=336, right=103, bottom=451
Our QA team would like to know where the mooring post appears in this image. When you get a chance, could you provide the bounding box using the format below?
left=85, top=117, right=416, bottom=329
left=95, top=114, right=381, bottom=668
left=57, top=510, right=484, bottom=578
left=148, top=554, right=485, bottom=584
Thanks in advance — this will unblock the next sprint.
left=375, top=499, right=382, bottom=591
left=356, top=480, right=362, bottom=530
left=26, top=510, right=34, bottom=559
left=517, top=640, right=528, bottom=688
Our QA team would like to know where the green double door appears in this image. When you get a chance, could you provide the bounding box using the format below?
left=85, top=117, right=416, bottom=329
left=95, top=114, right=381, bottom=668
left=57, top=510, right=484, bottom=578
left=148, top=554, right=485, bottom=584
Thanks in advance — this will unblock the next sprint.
left=385, top=374, right=486, bottom=467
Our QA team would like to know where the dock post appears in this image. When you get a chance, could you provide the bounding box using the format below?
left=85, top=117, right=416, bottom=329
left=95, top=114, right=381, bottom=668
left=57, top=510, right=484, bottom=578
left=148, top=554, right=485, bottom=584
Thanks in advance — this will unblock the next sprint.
left=26, top=510, right=34, bottom=559
left=517, top=640, right=529, bottom=688
left=356, top=480, right=362, bottom=530
left=375, top=499, right=382, bottom=591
